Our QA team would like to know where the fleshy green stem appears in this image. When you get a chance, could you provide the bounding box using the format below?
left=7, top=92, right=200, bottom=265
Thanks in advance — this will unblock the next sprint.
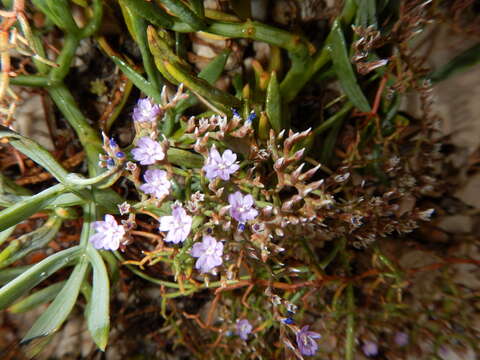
left=49, top=34, right=80, bottom=83
left=345, top=284, right=355, bottom=360
left=9, top=75, right=52, bottom=87
left=280, top=0, right=358, bottom=103
left=47, top=85, right=102, bottom=175
left=172, top=19, right=312, bottom=57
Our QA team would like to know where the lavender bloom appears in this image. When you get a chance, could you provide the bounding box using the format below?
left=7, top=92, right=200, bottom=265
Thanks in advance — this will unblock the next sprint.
left=203, top=145, right=240, bottom=181
left=133, top=98, right=161, bottom=122
left=131, top=137, right=165, bottom=165
left=159, top=205, right=192, bottom=244
left=236, top=319, right=253, bottom=340
left=90, top=214, right=125, bottom=251
left=394, top=332, right=409, bottom=347
left=228, top=191, right=258, bottom=223
left=190, top=235, right=223, bottom=273
left=362, top=341, right=379, bottom=357
left=296, top=326, right=321, bottom=356
left=140, top=169, right=171, bottom=199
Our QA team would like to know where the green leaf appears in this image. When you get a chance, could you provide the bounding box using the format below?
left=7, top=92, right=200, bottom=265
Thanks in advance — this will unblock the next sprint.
left=329, top=20, right=371, bottom=112
left=174, top=49, right=231, bottom=115
left=157, top=0, right=206, bottom=30
left=120, top=1, right=163, bottom=92
left=100, top=251, right=119, bottom=285
left=188, top=0, right=204, bottom=17
left=0, top=216, right=62, bottom=270
left=104, top=51, right=162, bottom=103
left=46, top=0, right=80, bottom=34
left=0, top=225, right=15, bottom=246
left=85, top=245, right=110, bottom=350
left=0, top=173, right=32, bottom=196
left=0, top=246, right=81, bottom=310
left=0, top=183, right=66, bottom=232
left=0, top=126, right=69, bottom=183
left=229, top=0, right=251, bottom=20
left=121, top=0, right=174, bottom=28
left=9, top=281, right=65, bottom=314
left=79, top=0, right=103, bottom=38
left=355, top=0, right=377, bottom=28
left=91, top=188, right=124, bottom=214
left=0, top=265, right=32, bottom=286
left=163, top=60, right=240, bottom=113
left=148, top=27, right=240, bottom=113
left=22, top=257, right=89, bottom=343
left=321, top=114, right=344, bottom=164
left=167, top=148, right=204, bottom=168
left=265, top=71, right=282, bottom=132
left=312, top=102, right=353, bottom=137
left=48, top=192, right=84, bottom=207
left=429, top=43, right=480, bottom=83
left=32, top=0, right=80, bottom=34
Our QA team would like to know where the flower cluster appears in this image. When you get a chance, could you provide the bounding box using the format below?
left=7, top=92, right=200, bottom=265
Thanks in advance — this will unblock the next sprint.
left=91, top=98, right=259, bottom=276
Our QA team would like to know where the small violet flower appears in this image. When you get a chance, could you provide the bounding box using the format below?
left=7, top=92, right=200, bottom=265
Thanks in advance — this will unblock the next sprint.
left=133, top=98, right=161, bottom=123
left=228, top=191, right=258, bottom=223
left=159, top=205, right=192, bottom=244
left=296, top=326, right=321, bottom=357
left=203, top=145, right=240, bottom=181
left=236, top=319, right=253, bottom=340
left=362, top=340, right=379, bottom=357
left=190, top=235, right=223, bottom=273
left=394, top=332, right=409, bottom=347
left=90, top=214, right=125, bottom=251
left=140, top=169, right=171, bottom=199
left=131, top=136, right=165, bottom=165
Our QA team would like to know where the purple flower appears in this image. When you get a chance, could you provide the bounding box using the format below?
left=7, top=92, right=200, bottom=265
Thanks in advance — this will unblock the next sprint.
left=133, top=98, right=161, bottom=123
left=131, top=137, right=165, bottom=165
left=362, top=340, right=378, bottom=357
left=159, top=205, right=192, bottom=244
left=89, top=214, right=125, bottom=251
left=190, top=235, right=223, bottom=273
left=203, top=145, right=240, bottom=181
left=228, top=191, right=258, bottom=223
left=140, top=169, right=171, bottom=199
left=394, top=332, right=408, bottom=347
left=236, top=319, right=253, bottom=340
left=296, top=326, right=321, bottom=357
